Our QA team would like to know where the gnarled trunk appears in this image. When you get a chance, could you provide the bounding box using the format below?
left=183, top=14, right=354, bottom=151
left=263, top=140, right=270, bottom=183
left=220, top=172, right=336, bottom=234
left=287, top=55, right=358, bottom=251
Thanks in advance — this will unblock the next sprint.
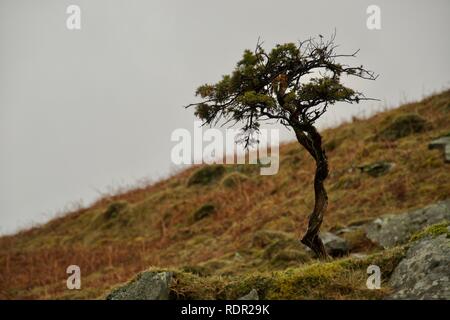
left=294, top=124, right=329, bottom=259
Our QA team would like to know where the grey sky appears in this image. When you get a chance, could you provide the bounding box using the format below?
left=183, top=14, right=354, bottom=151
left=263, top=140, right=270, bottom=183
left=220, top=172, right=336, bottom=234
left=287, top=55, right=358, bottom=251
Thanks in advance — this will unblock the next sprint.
left=1, top=0, right=449, bottom=235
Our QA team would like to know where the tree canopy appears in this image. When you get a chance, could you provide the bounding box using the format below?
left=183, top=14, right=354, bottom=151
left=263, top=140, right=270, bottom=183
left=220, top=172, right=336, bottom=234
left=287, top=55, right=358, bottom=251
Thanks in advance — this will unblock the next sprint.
left=187, top=34, right=377, bottom=147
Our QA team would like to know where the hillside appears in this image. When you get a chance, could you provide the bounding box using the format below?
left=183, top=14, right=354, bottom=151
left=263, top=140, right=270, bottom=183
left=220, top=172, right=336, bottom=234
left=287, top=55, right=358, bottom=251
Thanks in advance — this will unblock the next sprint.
left=1, top=90, right=449, bottom=299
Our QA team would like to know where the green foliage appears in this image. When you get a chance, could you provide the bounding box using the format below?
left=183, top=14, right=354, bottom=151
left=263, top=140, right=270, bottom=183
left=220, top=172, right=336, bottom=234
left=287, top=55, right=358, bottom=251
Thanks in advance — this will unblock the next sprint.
left=188, top=36, right=376, bottom=143
left=187, top=165, right=226, bottom=186
left=298, top=77, right=356, bottom=103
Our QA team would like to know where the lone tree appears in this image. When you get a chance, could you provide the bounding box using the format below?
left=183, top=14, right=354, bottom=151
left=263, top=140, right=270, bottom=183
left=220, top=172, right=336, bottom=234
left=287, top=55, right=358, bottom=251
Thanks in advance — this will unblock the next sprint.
left=186, top=35, right=377, bottom=259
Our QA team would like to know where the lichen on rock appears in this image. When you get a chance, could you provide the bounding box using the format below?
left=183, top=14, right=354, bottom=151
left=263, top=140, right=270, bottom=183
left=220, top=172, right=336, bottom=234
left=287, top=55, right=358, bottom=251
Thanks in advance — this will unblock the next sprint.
left=106, top=271, right=173, bottom=300
left=388, top=233, right=450, bottom=299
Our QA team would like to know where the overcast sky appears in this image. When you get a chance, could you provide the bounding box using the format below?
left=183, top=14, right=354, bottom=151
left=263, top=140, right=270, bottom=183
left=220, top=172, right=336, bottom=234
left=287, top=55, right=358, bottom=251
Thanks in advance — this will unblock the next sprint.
left=1, top=0, right=449, bottom=235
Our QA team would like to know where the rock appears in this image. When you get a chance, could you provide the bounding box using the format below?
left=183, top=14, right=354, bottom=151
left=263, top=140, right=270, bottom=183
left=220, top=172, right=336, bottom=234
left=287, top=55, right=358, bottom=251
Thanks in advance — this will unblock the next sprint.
left=377, top=113, right=429, bottom=141
left=357, top=161, right=394, bottom=177
left=365, top=199, right=450, bottom=248
left=388, top=234, right=450, bottom=299
left=319, top=232, right=350, bottom=257
left=238, top=289, right=259, bottom=300
left=428, top=135, right=450, bottom=163
left=106, top=271, right=172, bottom=300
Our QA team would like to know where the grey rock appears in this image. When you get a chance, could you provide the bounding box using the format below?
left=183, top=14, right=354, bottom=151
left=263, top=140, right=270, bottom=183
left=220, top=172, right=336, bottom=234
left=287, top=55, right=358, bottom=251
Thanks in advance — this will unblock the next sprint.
left=106, top=271, right=172, bottom=300
left=388, top=234, right=450, bottom=299
left=238, top=289, right=259, bottom=300
left=319, top=232, right=350, bottom=257
left=357, top=161, right=394, bottom=177
left=429, top=135, right=450, bottom=163
left=365, top=199, right=450, bottom=248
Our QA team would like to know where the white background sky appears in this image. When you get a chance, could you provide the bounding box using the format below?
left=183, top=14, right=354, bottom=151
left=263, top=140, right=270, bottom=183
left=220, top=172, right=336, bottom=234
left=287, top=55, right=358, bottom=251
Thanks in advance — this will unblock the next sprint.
left=1, top=0, right=449, bottom=235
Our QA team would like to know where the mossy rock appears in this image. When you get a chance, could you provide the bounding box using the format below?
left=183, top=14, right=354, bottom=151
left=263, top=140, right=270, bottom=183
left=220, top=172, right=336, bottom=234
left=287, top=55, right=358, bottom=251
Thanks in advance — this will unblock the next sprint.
left=191, top=203, right=216, bottom=222
left=107, top=271, right=173, bottom=300
left=187, top=165, right=226, bottom=186
left=409, top=221, right=450, bottom=242
left=103, top=201, right=128, bottom=219
left=169, top=247, right=405, bottom=300
left=181, top=265, right=210, bottom=277
left=357, top=161, right=393, bottom=177
left=221, top=172, right=249, bottom=188
left=377, top=113, right=429, bottom=140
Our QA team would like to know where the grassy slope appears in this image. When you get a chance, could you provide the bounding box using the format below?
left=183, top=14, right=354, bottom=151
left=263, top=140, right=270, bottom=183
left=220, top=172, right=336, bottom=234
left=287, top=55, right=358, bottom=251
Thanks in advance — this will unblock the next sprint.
left=0, top=90, right=449, bottom=299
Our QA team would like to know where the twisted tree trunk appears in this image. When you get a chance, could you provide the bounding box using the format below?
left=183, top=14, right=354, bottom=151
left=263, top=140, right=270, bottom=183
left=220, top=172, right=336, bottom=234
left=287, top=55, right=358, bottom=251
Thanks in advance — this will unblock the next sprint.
left=293, top=124, right=329, bottom=259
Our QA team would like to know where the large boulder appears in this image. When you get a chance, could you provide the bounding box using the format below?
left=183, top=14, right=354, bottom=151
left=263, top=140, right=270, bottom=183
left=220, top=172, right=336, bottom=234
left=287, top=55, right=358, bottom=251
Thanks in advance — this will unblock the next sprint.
left=388, top=231, right=450, bottom=299
left=365, top=199, right=450, bottom=248
left=106, top=271, right=173, bottom=300
left=429, top=135, right=450, bottom=163
left=319, top=232, right=350, bottom=257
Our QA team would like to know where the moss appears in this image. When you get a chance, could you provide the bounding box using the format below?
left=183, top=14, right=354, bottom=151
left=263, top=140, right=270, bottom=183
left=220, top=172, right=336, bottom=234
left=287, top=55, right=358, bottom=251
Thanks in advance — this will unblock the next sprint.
left=164, top=246, right=406, bottom=300
left=169, top=270, right=224, bottom=300
left=409, top=221, right=450, bottom=242
left=221, top=172, right=249, bottom=188
left=191, top=203, right=216, bottom=222
left=187, top=165, right=226, bottom=186
left=377, top=113, right=429, bottom=140
left=221, top=274, right=272, bottom=299
left=180, top=265, right=209, bottom=276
